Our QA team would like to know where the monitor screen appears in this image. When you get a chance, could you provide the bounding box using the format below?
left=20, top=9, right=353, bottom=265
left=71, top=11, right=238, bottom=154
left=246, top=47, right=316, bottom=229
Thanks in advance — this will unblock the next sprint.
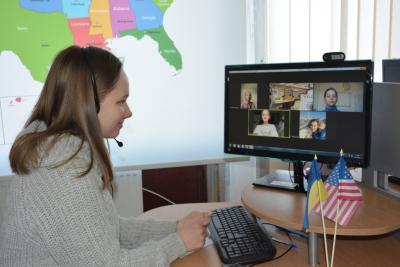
left=224, top=61, right=373, bottom=168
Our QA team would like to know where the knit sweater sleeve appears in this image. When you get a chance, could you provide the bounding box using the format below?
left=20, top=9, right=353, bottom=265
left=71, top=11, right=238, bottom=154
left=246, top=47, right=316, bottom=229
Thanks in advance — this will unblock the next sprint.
left=24, top=164, right=186, bottom=267
left=119, top=217, right=177, bottom=249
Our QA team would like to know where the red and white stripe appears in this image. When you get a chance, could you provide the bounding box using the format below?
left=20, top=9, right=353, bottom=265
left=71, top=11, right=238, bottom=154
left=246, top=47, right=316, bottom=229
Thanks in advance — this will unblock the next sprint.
left=313, top=182, right=362, bottom=226
left=338, top=180, right=363, bottom=201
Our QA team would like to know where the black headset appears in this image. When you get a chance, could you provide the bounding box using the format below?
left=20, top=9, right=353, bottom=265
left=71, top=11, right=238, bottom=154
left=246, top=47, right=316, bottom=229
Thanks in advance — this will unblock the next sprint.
left=81, top=47, right=123, bottom=147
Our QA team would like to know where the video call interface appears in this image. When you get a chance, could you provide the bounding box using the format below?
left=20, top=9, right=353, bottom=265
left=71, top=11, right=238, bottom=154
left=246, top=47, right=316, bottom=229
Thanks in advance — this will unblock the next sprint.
left=225, top=66, right=371, bottom=165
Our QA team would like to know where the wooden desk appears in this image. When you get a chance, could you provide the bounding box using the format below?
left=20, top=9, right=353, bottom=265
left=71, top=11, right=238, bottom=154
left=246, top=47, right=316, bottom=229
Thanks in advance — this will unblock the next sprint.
left=138, top=201, right=400, bottom=266
left=241, top=184, right=400, bottom=235
left=241, top=184, right=400, bottom=265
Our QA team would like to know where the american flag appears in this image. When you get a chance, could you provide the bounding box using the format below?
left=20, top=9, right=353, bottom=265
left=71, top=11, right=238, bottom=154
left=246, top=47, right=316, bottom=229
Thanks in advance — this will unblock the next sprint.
left=313, top=156, right=362, bottom=226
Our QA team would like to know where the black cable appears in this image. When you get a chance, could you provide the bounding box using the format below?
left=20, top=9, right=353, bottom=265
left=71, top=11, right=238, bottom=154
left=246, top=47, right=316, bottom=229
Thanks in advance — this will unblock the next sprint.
left=270, top=234, right=294, bottom=261
left=262, top=221, right=308, bottom=240
left=253, top=218, right=297, bottom=263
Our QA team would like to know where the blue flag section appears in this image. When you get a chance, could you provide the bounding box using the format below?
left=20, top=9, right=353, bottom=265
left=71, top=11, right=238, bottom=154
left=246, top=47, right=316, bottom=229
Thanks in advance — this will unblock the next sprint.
left=303, top=158, right=328, bottom=229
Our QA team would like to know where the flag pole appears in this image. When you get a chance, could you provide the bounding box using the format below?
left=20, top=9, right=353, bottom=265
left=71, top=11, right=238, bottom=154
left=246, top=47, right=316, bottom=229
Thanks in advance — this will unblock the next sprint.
left=330, top=149, right=343, bottom=267
left=330, top=199, right=340, bottom=267
left=315, top=155, right=330, bottom=267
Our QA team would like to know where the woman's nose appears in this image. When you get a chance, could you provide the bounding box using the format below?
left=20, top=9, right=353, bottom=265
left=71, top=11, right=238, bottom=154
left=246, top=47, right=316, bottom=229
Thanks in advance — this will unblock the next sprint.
left=125, top=104, right=133, bottom=118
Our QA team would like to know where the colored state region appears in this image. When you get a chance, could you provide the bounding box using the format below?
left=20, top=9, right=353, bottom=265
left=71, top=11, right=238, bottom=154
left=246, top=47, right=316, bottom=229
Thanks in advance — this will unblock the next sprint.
left=109, top=0, right=136, bottom=37
left=129, top=0, right=163, bottom=30
left=89, top=0, right=113, bottom=39
left=68, top=18, right=106, bottom=48
left=151, top=0, right=173, bottom=13
left=62, top=0, right=91, bottom=19
left=0, top=1, right=73, bottom=82
left=19, top=0, right=63, bottom=13
left=121, top=27, right=182, bottom=71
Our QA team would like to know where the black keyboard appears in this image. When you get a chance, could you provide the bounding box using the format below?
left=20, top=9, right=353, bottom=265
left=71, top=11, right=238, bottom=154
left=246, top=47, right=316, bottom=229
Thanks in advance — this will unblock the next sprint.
left=208, top=206, right=276, bottom=265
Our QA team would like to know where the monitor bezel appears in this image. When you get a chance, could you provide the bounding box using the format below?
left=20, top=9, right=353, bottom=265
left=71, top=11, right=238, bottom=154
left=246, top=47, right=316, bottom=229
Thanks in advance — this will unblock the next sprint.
left=224, top=60, right=374, bottom=167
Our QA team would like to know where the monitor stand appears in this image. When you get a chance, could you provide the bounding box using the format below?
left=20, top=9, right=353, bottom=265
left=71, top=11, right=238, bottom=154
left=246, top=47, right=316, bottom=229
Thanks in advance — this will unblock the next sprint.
left=253, top=161, right=306, bottom=192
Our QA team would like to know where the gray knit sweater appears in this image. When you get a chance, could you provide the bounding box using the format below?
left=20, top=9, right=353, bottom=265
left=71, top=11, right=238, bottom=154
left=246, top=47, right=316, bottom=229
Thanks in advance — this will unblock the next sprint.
left=0, top=121, right=186, bottom=266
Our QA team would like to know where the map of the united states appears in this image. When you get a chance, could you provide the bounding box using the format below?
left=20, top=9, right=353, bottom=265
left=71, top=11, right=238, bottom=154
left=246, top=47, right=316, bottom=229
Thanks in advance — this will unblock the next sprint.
left=0, top=0, right=182, bottom=82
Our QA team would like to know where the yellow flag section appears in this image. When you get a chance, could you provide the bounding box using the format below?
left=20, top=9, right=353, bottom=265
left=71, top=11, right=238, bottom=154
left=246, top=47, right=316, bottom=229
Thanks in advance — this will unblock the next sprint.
left=308, top=179, right=328, bottom=213
left=303, top=157, right=328, bottom=229
left=89, top=0, right=113, bottom=39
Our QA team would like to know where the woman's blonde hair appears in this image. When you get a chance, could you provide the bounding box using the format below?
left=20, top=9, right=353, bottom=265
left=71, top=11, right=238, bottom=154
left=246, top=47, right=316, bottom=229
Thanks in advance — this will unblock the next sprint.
left=9, top=45, right=122, bottom=190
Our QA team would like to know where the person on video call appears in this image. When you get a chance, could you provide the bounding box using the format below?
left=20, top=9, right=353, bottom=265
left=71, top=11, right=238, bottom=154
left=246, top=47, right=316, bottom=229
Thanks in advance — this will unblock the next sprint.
left=253, top=109, right=279, bottom=137
left=309, top=119, right=320, bottom=139
left=300, top=118, right=319, bottom=139
left=241, top=90, right=256, bottom=109
left=324, top=87, right=340, bottom=112
left=0, top=46, right=210, bottom=266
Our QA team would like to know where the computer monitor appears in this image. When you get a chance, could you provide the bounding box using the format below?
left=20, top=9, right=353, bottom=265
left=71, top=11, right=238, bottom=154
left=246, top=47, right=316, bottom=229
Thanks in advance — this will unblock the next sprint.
left=382, top=59, right=400, bottom=82
left=224, top=60, right=373, bottom=191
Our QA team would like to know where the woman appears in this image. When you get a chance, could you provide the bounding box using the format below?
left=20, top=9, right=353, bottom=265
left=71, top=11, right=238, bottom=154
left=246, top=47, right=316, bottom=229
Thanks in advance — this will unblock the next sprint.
left=253, top=109, right=278, bottom=137
left=0, top=46, right=209, bottom=266
left=324, top=87, right=340, bottom=112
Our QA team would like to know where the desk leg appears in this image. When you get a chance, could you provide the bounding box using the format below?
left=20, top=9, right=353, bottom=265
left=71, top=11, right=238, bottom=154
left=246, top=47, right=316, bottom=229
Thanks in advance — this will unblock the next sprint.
left=308, top=232, right=319, bottom=266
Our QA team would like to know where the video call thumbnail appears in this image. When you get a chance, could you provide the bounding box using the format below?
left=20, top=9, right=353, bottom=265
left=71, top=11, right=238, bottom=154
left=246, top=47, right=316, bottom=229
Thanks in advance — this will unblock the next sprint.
left=248, top=109, right=290, bottom=138
left=298, top=111, right=327, bottom=140
left=240, top=83, right=257, bottom=109
left=313, top=82, right=364, bottom=112
left=269, top=83, right=313, bottom=110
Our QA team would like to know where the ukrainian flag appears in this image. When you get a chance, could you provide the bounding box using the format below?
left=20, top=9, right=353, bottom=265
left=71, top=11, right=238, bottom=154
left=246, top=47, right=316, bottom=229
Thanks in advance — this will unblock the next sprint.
left=303, top=157, right=328, bottom=229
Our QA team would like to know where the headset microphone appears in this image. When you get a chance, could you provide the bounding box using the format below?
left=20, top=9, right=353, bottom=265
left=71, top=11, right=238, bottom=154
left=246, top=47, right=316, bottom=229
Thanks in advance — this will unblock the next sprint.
left=114, top=138, right=123, bottom=147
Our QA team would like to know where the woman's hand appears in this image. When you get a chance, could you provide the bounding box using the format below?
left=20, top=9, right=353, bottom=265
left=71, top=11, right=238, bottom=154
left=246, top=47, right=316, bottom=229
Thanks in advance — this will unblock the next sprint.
left=176, top=211, right=211, bottom=252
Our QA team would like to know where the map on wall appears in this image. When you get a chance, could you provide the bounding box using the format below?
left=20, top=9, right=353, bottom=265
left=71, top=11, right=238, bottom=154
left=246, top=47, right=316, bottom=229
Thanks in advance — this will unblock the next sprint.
left=0, top=0, right=246, bottom=175
left=0, top=0, right=181, bottom=145
left=1, top=0, right=181, bottom=82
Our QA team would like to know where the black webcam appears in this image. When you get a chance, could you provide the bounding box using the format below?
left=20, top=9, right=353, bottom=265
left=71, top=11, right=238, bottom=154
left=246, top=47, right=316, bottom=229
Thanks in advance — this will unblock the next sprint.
left=323, top=52, right=346, bottom=62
